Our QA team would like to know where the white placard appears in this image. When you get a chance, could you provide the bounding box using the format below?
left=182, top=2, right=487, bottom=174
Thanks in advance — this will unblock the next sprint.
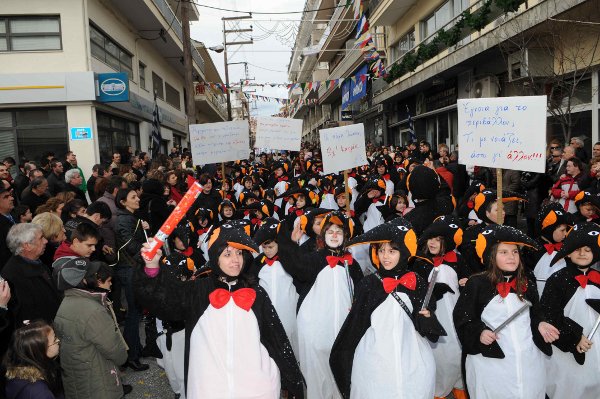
left=254, top=117, right=303, bottom=151
left=189, top=121, right=250, bottom=164
left=319, top=123, right=368, bottom=174
left=457, top=96, right=547, bottom=173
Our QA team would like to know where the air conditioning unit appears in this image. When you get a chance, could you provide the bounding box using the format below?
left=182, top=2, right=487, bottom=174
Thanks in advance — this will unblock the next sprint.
left=508, top=48, right=553, bottom=82
left=470, top=76, right=498, bottom=98
left=322, top=104, right=332, bottom=119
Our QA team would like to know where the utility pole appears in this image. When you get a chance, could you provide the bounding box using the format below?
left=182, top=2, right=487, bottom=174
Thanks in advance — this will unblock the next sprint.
left=222, top=15, right=253, bottom=121
left=181, top=0, right=195, bottom=124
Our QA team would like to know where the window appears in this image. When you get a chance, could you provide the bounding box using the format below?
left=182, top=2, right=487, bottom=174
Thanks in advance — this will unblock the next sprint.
left=421, top=0, right=469, bottom=42
left=139, top=62, right=146, bottom=89
left=165, top=82, right=181, bottom=110
left=152, top=72, right=164, bottom=99
left=97, top=112, right=139, bottom=164
left=0, top=16, right=61, bottom=52
left=89, top=24, right=133, bottom=77
left=390, top=30, right=415, bottom=63
left=0, top=108, right=68, bottom=164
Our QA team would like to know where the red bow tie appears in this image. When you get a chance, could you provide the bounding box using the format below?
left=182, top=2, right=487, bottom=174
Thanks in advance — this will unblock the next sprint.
left=295, top=209, right=304, bottom=216
left=326, top=253, right=353, bottom=268
left=182, top=246, right=194, bottom=257
left=197, top=228, right=209, bottom=235
left=244, top=210, right=250, bottom=216
left=372, top=195, right=386, bottom=204
left=209, top=288, right=256, bottom=311
left=277, top=176, right=288, bottom=182
left=264, top=256, right=279, bottom=266
left=433, top=251, right=458, bottom=267
left=382, top=174, right=390, bottom=181
left=496, top=278, right=527, bottom=298
left=575, top=270, right=600, bottom=288
left=467, top=200, right=474, bottom=209
left=382, top=272, right=417, bottom=293
left=544, top=242, right=563, bottom=255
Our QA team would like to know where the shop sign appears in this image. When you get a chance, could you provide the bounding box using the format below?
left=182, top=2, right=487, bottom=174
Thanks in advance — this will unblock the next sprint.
left=341, top=79, right=352, bottom=110
left=70, top=127, right=93, bottom=140
left=96, top=73, right=129, bottom=103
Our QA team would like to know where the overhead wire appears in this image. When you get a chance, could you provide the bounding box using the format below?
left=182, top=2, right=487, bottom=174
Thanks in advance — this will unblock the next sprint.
left=186, top=0, right=349, bottom=15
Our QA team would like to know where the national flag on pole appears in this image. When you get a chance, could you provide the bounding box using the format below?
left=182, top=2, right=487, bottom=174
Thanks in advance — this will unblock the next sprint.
left=151, top=94, right=162, bottom=159
left=406, top=104, right=416, bottom=142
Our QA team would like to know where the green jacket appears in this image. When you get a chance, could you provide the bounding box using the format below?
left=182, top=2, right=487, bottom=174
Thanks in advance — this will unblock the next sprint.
left=53, top=289, right=127, bottom=399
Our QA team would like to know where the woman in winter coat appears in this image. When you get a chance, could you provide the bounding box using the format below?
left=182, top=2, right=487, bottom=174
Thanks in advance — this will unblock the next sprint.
left=4, top=320, right=64, bottom=399
left=551, top=157, right=589, bottom=213
left=520, top=171, right=542, bottom=237
left=53, top=259, right=129, bottom=399
left=138, top=178, right=173, bottom=235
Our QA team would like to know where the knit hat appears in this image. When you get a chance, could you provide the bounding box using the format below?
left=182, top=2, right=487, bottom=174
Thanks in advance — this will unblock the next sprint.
left=550, top=222, right=600, bottom=266
left=52, top=257, right=101, bottom=291
left=474, top=224, right=538, bottom=265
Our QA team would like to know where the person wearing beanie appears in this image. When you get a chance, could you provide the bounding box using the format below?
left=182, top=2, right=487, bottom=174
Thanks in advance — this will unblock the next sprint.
left=522, top=202, right=571, bottom=295
left=540, top=222, right=600, bottom=398
left=453, top=225, right=558, bottom=399
left=403, top=165, right=442, bottom=236
left=249, top=218, right=299, bottom=356
left=330, top=217, right=445, bottom=399
left=277, top=211, right=363, bottom=399
left=136, top=224, right=304, bottom=399
left=53, top=258, right=131, bottom=398
left=412, top=215, right=469, bottom=399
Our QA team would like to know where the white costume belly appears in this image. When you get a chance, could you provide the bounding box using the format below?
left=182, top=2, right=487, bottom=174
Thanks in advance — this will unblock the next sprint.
left=533, top=253, right=566, bottom=295
left=187, top=300, right=280, bottom=399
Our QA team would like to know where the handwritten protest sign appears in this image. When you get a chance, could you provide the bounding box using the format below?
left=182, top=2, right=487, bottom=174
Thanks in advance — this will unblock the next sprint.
left=255, top=117, right=303, bottom=151
left=457, top=96, right=547, bottom=173
left=189, top=121, right=250, bottom=164
left=319, top=123, right=368, bottom=174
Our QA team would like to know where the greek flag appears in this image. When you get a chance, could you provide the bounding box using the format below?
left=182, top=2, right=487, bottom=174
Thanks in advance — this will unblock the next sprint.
left=151, top=93, right=162, bottom=158
left=406, top=104, right=416, bottom=142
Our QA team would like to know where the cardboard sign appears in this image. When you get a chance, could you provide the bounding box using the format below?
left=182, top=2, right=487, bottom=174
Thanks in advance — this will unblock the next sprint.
left=254, top=117, right=303, bottom=151
left=189, top=121, right=250, bottom=164
left=458, top=96, right=547, bottom=173
left=319, top=123, right=368, bottom=174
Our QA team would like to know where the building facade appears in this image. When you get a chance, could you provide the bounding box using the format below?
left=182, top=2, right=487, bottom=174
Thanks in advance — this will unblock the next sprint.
left=0, top=0, right=227, bottom=176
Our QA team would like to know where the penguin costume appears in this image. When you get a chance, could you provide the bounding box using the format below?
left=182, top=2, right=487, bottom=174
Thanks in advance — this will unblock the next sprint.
left=525, top=202, right=571, bottom=295
left=277, top=210, right=363, bottom=399
left=403, top=165, right=441, bottom=236
left=294, top=207, right=330, bottom=252
left=329, top=217, right=446, bottom=399
left=135, top=224, right=304, bottom=399
left=540, top=222, right=600, bottom=398
left=250, top=217, right=300, bottom=355
left=412, top=215, right=468, bottom=399
left=453, top=225, right=554, bottom=399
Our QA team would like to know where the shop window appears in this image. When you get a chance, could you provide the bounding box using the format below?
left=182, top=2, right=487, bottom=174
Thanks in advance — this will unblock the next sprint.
left=165, top=82, right=181, bottom=110
left=153, top=72, right=164, bottom=99
left=0, top=16, right=61, bottom=51
left=89, top=23, right=133, bottom=77
left=97, top=112, right=140, bottom=164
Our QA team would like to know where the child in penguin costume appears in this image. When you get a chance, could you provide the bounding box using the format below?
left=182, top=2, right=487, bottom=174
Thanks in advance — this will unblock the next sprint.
left=243, top=199, right=277, bottom=235
left=572, top=190, right=600, bottom=223
left=411, top=215, right=469, bottom=399
left=353, top=176, right=387, bottom=231
left=540, top=222, right=600, bottom=398
left=453, top=225, right=557, bottom=399
left=135, top=224, right=304, bottom=399
left=329, top=216, right=446, bottom=399
left=456, top=181, right=486, bottom=226
left=403, top=165, right=441, bottom=236
left=372, top=157, right=395, bottom=195
left=277, top=211, right=363, bottom=399
left=294, top=207, right=330, bottom=252
left=249, top=217, right=300, bottom=356
left=217, top=198, right=239, bottom=226
left=523, top=202, right=571, bottom=295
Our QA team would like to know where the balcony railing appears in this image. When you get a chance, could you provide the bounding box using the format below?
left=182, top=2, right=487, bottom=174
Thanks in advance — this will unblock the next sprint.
left=151, top=0, right=205, bottom=74
left=195, top=83, right=227, bottom=118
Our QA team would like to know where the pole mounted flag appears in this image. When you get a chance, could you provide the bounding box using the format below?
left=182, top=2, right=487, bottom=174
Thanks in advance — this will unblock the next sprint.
left=151, top=91, right=163, bottom=159
left=406, top=104, right=416, bottom=142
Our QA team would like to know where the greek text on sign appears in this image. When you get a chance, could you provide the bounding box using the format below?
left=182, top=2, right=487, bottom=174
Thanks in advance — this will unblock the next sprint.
left=254, top=117, right=303, bottom=151
left=319, top=123, right=368, bottom=175
left=189, top=121, right=250, bottom=164
left=457, top=96, right=547, bottom=173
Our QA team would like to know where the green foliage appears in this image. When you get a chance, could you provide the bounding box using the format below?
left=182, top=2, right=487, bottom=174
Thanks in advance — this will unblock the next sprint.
left=495, top=0, right=524, bottom=13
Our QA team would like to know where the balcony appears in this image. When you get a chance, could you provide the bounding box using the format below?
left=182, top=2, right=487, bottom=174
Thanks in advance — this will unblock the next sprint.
left=194, top=83, right=227, bottom=122
left=370, top=0, right=418, bottom=27
left=109, top=0, right=205, bottom=77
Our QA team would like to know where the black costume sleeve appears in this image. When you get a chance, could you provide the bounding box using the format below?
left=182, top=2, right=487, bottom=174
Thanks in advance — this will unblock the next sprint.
left=133, top=265, right=199, bottom=322
left=539, top=270, right=584, bottom=358
left=353, top=193, right=371, bottom=217
left=330, top=276, right=383, bottom=399
left=255, top=286, right=305, bottom=398
left=277, top=224, right=322, bottom=282
left=453, top=275, right=504, bottom=358
left=411, top=274, right=447, bottom=341
left=524, top=273, right=552, bottom=356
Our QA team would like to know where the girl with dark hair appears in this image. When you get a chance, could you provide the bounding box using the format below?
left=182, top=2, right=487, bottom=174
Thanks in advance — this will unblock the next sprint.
left=453, top=225, right=558, bottom=399
left=136, top=224, right=304, bottom=398
left=4, top=320, right=64, bottom=399
left=60, top=199, right=86, bottom=224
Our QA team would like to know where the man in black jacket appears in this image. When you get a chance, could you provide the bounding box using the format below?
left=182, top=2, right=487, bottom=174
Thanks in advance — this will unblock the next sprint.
left=20, top=177, right=49, bottom=215
left=46, top=159, right=64, bottom=196
left=0, top=186, right=16, bottom=271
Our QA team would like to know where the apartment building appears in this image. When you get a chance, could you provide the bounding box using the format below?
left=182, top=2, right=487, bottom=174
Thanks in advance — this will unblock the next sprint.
left=0, top=0, right=227, bottom=175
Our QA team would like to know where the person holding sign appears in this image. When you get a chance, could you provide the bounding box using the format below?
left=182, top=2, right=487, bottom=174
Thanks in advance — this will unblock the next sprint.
left=330, top=217, right=445, bottom=399
left=135, top=224, right=304, bottom=399
left=540, top=222, right=600, bottom=398
left=453, top=225, right=557, bottom=399
left=277, top=211, right=363, bottom=399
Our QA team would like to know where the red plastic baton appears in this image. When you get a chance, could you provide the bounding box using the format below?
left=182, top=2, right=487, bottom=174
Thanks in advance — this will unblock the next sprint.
left=142, top=181, right=203, bottom=261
